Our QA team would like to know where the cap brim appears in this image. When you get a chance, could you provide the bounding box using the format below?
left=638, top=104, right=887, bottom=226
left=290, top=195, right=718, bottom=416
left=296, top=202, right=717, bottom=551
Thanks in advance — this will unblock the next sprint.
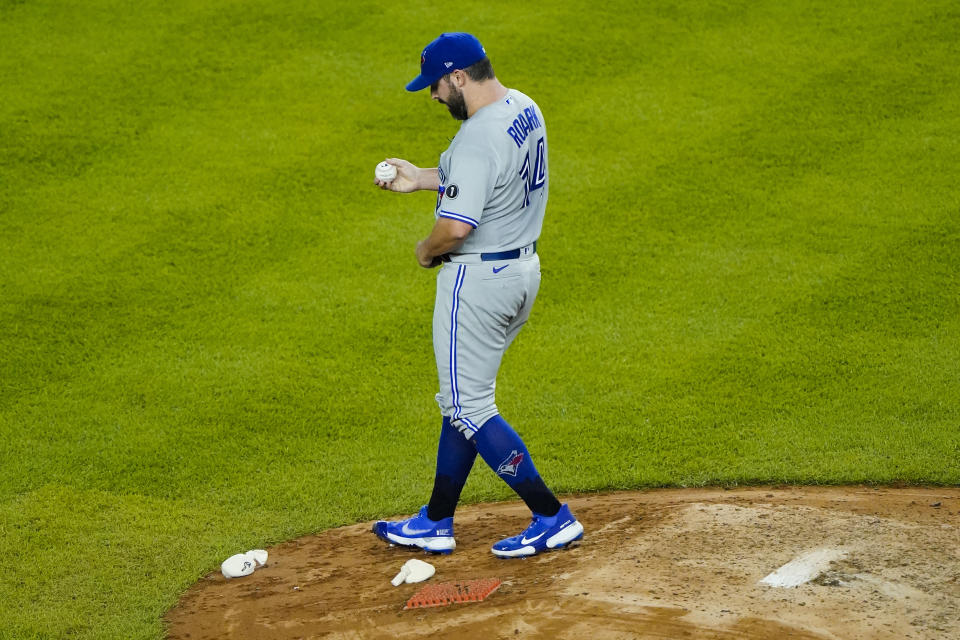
left=405, top=73, right=436, bottom=92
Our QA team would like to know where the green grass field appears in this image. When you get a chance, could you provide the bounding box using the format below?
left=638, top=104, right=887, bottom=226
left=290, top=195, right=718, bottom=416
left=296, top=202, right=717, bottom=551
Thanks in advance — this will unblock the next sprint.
left=2, top=0, right=958, bottom=637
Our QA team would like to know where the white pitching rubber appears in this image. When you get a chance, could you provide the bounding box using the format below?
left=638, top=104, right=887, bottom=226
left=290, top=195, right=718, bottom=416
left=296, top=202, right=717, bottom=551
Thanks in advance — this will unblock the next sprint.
left=760, top=548, right=847, bottom=588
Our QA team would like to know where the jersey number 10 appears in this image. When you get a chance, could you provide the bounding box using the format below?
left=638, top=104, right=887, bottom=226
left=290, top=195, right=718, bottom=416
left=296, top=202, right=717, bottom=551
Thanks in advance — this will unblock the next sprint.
left=519, top=136, right=546, bottom=209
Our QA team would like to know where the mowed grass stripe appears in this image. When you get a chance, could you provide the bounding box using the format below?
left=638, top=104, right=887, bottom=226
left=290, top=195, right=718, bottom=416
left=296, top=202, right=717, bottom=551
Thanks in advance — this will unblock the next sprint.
left=499, top=3, right=960, bottom=486
left=1, top=1, right=959, bottom=638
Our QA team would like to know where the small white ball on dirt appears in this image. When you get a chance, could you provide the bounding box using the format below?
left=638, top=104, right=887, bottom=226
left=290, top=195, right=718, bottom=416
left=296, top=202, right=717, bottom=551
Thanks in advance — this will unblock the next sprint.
left=221, top=553, right=256, bottom=579
left=375, top=161, right=397, bottom=182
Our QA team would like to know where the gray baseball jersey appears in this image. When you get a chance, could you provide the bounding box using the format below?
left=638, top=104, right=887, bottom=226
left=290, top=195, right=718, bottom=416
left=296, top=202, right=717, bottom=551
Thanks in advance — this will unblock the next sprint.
left=435, top=89, right=547, bottom=254
left=432, top=88, right=549, bottom=436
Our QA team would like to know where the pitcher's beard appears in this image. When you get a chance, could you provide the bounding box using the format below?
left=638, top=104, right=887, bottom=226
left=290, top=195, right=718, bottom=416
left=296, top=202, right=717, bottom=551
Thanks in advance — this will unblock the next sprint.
left=443, top=85, right=468, bottom=121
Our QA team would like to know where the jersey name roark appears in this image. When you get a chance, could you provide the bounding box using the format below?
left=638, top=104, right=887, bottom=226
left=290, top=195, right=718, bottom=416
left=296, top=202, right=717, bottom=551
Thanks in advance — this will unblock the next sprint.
left=506, top=106, right=543, bottom=148
left=434, top=89, right=548, bottom=255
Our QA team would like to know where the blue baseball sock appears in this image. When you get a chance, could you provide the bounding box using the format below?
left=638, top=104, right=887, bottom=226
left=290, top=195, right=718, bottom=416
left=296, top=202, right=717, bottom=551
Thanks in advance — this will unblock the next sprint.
left=472, top=414, right=561, bottom=517
left=426, top=416, right=478, bottom=521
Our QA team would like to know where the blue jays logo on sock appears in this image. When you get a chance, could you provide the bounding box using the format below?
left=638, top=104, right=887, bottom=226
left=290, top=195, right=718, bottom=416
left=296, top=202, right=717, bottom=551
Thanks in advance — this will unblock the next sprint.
left=497, top=450, right=524, bottom=477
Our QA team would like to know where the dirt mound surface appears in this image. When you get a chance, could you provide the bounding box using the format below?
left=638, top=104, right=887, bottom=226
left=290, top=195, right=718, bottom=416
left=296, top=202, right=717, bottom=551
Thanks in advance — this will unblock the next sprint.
left=166, top=487, right=959, bottom=639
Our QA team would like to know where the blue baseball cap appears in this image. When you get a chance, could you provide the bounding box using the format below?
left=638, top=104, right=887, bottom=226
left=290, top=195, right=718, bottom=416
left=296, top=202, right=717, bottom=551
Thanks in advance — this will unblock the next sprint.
left=406, top=32, right=487, bottom=92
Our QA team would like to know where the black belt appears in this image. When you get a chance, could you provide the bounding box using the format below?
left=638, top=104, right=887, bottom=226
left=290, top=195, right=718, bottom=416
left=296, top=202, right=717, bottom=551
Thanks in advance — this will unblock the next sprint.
left=442, top=241, right=537, bottom=263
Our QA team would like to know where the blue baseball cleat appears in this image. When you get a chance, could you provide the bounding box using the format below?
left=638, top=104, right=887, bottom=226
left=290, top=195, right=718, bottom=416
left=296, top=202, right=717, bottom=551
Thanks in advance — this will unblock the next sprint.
left=372, top=506, right=456, bottom=554
left=491, top=503, right=584, bottom=558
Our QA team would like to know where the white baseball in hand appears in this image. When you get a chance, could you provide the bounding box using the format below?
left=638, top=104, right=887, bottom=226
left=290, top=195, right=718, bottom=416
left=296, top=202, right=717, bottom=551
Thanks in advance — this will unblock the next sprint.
left=375, top=161, right=397, bottom=182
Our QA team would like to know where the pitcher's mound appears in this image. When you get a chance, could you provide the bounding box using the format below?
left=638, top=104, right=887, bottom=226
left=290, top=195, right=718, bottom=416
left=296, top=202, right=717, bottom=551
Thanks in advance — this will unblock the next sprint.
left=165, top=486, right=959, bottom=639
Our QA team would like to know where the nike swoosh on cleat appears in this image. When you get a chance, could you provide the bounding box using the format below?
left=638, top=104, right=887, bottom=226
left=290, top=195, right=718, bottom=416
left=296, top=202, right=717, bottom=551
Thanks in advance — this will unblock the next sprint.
left=401, top=523, right=434, bottom=536
left=520, top=531, right=547, bottom=545
left=492, top=265, right=509, bottom=274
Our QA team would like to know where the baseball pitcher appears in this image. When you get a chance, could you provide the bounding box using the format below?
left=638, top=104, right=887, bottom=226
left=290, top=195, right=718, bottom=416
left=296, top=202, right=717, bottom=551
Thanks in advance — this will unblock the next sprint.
left=372, top=32, right=583, bottom=558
